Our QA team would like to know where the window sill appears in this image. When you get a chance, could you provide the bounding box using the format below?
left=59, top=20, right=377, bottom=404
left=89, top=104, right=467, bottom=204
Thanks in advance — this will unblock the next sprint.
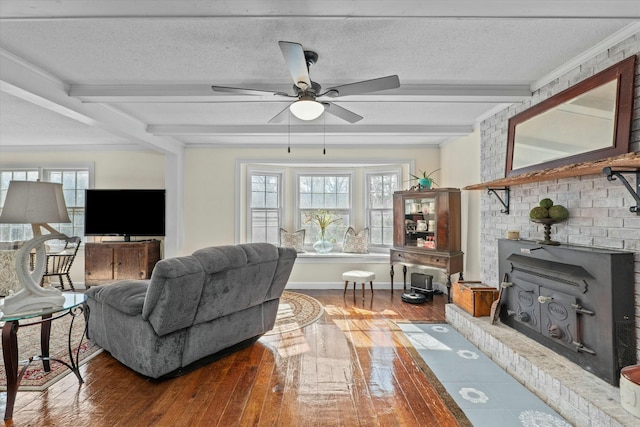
left=296, top=250, right=390, bottom=264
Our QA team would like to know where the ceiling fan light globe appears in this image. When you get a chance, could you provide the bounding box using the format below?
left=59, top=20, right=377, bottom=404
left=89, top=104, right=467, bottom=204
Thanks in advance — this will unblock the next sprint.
left=290, top=99, right=324, bottom=121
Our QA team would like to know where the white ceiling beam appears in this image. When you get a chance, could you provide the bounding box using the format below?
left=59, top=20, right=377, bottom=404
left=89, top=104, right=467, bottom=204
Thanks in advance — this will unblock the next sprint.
left=179, top=134, right=472, bottom=148
left=2, top=1, right=639, bottom=19
left=70, top=83, right=531, bottom=103
left=148, top=124, right=473, bottom=136
left=0, top=49, right=184, bottom=155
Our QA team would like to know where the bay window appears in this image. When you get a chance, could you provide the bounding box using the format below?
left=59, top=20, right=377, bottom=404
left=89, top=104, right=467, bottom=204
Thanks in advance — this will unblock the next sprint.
left=244, top=162, right=401, bottom=251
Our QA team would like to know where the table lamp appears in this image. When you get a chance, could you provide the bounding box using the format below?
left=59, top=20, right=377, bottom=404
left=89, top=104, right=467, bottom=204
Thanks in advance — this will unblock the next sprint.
left=0, top=181, right=70, bottom=314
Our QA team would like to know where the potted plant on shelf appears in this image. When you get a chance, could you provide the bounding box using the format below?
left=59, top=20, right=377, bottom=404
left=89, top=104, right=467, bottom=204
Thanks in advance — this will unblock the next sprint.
left=304, top=210, right=342, bottom=253
left=409, top=169, right=440, bottom=189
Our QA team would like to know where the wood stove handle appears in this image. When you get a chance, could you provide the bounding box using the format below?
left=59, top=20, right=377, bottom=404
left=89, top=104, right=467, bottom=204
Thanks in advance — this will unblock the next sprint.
left=571, top=303, right=595, bottom=316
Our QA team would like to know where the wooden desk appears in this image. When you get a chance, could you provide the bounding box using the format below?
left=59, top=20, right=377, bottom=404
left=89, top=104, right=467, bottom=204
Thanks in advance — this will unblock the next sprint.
left=390, top=247, right=464, bottom=301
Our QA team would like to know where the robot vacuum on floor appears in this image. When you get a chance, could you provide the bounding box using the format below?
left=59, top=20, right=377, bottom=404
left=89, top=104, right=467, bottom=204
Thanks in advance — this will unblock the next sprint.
left=401, top=292, right=427, bottom=304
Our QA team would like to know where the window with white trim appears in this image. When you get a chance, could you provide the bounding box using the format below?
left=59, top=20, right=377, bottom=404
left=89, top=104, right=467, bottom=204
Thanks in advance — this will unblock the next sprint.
left=243, top=162, right=401, bottom=251
left=297, top=172, right=352, bottom=245
left=366, top=170, right=399, bottom=246
left=0, top=167, right=90, bottom=241
left=248, top=170, right=282, bottom=245
left=47, top=169, right=89, bottom=238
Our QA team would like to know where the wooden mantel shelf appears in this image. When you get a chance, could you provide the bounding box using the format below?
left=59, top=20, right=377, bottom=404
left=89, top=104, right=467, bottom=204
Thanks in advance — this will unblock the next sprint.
left=464, top=152, right=640, bottom=190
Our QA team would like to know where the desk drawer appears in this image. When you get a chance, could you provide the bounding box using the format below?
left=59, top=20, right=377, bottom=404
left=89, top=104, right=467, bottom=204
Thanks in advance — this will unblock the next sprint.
left=390, top=250, right=449, bottom=269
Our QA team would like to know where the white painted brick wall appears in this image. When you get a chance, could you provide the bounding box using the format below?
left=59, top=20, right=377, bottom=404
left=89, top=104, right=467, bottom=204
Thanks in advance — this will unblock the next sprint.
left=478, top=33, right=640, bottom=359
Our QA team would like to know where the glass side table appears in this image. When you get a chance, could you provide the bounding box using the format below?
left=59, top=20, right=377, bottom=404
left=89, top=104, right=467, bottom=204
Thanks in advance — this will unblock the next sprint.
left=1, top=292, right=87, bottom=420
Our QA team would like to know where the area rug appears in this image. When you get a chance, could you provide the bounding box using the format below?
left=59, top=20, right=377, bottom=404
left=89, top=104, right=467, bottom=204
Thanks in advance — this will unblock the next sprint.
left=264, top=291, right=324, bottom=336
left=0, top=313, right=102, bottom=391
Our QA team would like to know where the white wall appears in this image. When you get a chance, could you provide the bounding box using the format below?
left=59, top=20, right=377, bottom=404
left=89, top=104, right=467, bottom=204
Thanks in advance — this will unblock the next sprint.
left=440, top=129, right=481, bottom=280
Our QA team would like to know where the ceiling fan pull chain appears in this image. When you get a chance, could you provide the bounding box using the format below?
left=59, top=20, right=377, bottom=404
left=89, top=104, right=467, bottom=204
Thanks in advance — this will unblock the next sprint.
left=287, top=111, right=291, bottom=153
left=323, top=114, right=326, bottom=155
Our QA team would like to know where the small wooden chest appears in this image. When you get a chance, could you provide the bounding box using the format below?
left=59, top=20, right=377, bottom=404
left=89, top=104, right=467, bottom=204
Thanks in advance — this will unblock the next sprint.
left=452, top=281, right=499, bottom=317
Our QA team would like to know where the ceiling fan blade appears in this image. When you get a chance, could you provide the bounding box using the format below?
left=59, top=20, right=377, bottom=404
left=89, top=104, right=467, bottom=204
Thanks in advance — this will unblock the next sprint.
left=323, top=75, right=400, bottom=98
left=278, top=41, right=312, bottom=89
left=211, top=85, right=291, bottom=97
left=268, top=104, right=292, bottom=123
left=322, top=102, right=363, bottom=123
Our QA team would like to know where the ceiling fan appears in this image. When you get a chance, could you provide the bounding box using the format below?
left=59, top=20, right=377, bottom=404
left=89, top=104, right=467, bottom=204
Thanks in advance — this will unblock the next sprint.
left=211, top=41, right=400, bottom=123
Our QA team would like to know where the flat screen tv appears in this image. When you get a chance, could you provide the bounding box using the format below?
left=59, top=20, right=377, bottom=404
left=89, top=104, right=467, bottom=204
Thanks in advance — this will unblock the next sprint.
left=84, top=189, right=165, bottom=241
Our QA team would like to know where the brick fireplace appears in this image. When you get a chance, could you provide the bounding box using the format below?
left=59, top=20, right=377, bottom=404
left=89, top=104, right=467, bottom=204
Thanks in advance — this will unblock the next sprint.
left=460, top=32, right=639, bottom=426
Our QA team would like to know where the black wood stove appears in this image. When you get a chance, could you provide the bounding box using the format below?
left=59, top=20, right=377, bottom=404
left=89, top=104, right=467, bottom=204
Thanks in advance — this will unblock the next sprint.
left=498, top=239, right=636, bottom=386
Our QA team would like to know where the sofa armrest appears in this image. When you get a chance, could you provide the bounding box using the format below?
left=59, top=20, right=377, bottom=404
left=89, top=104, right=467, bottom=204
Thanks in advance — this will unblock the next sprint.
left=266, top=247, right=297, bottom=300
left=85, top=280, right=149, bottom=316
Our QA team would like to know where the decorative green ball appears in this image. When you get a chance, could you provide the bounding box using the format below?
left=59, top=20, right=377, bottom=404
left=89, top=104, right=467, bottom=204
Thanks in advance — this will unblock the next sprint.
left=529, top=206, right=549, bottom=219
left=539, top=198, right=554, bottom=209
left=548, top=205, right=569, bottom=220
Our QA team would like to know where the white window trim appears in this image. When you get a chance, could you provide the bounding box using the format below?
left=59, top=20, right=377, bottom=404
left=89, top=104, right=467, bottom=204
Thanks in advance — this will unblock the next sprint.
left=363, top=166, right=402, bottom=248
left=245, top=166, right=285, bottom=244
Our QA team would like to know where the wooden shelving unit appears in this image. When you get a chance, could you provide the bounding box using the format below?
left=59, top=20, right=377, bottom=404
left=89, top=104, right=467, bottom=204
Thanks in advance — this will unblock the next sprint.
left=464, top=152, right=639, bottom=190
left=390, top=188, right=463, bottom=300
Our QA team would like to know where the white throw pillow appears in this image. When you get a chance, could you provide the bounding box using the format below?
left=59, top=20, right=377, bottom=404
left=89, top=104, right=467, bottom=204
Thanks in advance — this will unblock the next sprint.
left=280, top=228, right=306, bottom=253
left=343, top=227, right=369, bottom=254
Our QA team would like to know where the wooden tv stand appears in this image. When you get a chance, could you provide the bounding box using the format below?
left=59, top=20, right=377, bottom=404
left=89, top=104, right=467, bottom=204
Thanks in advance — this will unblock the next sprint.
left=84, top=241, right=161, bottom=287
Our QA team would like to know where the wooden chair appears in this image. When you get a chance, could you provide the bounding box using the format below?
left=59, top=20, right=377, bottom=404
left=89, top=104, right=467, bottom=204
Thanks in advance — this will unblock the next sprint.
left=40, top=236, right=81, bottom=291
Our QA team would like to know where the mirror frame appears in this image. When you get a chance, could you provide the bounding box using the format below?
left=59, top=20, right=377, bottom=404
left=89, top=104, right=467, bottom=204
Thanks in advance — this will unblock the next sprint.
left=506, top=55, right=636, bottom=176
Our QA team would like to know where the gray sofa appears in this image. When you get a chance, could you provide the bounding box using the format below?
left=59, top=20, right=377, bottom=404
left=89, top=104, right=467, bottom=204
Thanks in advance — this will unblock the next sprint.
left=85, top=243, right=297, bottom=378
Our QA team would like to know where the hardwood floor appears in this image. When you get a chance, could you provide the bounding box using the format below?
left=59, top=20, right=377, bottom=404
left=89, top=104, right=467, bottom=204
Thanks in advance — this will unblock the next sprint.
left=2, top=290, right=466, bottom=426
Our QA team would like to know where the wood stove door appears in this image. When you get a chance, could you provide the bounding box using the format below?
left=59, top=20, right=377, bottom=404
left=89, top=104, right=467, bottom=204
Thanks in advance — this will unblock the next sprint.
left=539, top=287, right=578, bottom=351
left=506, top=278, right=541, bottom=334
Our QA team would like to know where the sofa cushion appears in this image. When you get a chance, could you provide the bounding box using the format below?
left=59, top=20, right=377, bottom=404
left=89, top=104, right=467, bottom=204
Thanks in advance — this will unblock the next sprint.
left=192, top=245, right=247, bottom=274
left=142, top=255, right=206, bottom=336
left=192, top=245, right=280, bottom=325
left=239, top=242, right=280, bottom=264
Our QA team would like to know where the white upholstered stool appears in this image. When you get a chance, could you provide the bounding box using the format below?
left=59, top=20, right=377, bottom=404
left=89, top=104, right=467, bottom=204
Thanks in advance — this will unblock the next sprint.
left=342, top=270, right=375, bottom=299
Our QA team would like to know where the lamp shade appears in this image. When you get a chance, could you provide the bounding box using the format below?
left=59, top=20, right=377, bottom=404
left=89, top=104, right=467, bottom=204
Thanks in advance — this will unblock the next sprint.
left=289, top=97, right=325, bottom=121
left=0, top=181, right=70, bottom=224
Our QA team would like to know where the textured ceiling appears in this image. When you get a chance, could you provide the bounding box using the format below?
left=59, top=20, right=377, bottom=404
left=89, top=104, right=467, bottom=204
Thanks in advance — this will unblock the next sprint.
left=0, top=1, right=638, bottom=152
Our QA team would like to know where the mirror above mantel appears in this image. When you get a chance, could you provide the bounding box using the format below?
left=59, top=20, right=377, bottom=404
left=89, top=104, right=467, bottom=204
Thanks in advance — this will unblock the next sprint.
left=506, top=55, right=636, bottom=177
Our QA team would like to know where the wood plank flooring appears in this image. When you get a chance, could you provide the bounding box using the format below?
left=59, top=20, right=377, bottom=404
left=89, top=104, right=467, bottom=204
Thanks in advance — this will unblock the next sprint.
left=2, top=290, right=466, bottom=426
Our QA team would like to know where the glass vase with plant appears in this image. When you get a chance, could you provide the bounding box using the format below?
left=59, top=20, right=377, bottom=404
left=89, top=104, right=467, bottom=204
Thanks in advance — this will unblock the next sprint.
left=409, top=169, right=440, bottom=189
left=304, top=210, right=342, bottom=253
